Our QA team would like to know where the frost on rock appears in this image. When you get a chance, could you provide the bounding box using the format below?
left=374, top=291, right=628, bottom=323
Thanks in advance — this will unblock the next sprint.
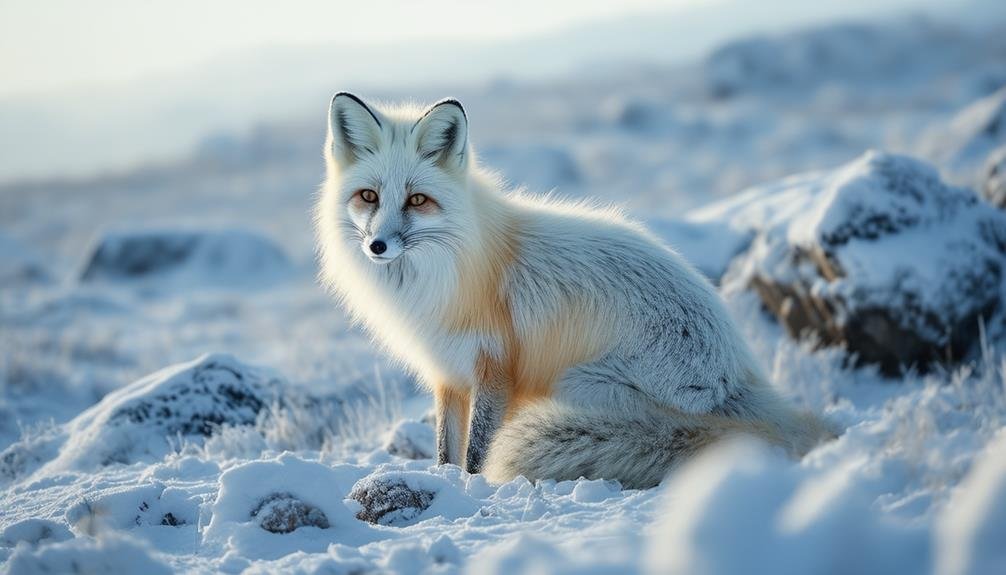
left=384, top=419, right=435, bottom=460
left=718, top=151, right=1006, bottom=375
left=42, top=354, right=278, bottom=472
left=349, top=474, right=437, bottom=526
left=982, top=145, right=1006, bottom=209
left=252, top=492, right=331, bottom=534
left=78, top=228, right=293, bottom=291
left=920, top=87, right=1006, bottom=188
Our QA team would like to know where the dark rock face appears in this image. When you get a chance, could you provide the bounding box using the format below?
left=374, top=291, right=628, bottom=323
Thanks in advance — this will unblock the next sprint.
left=79, top=228, right=292, bottom=290
left=252, top=492, right=330, bottom=534
left=726, top=151, right=1006, bottom=375
left=349, top=476, right=435, bottom=526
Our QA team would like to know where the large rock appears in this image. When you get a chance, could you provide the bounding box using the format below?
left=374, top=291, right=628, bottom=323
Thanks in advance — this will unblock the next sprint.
left=716, top=151, right=1006, bottom=375
left=0, top=354, right=281, bottom=478
left=79, top=228, right=293, bottom=291
left=920, top=87, right=1006, bottom=188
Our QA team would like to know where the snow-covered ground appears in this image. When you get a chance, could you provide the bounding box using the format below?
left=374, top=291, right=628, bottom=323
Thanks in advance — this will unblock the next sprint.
left=3, top=12, right=1006, bottom=575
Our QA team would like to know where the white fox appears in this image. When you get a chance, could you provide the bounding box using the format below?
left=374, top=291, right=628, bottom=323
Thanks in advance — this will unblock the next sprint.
left=315, top=93, right=833, bottom=488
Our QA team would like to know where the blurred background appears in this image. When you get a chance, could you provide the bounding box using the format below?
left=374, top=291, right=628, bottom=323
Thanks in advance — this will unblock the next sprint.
left=2, top=0, right=1006, bottom=441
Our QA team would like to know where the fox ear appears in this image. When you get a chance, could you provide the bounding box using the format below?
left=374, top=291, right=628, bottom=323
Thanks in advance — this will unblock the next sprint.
left=413, top=98, right=468, bottom=172
left=328, top=92, right=383, bottom=165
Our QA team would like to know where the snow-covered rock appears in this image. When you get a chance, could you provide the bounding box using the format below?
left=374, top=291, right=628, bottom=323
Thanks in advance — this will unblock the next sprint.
left=981, top=145, right=1006, bottom=209
left=251, top=492, right=331, bottom=534
left=78, top=228, right=293, bottom=291
left=0, top=354, right=280, bottom=481
left=921, top=87, right=1006, bottom=188
left=383, top=419, right=435, bottom=461
left=712, top=151, right=1006, bottom=375
left=348, top=469, right=480, bottom=527
left=203, top=454, right=376, bottom=560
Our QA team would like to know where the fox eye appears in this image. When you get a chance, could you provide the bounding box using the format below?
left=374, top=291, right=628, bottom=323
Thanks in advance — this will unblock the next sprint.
left=408, top=193, right=428, bottom=207
left=359, top=189, right=378, bottom=203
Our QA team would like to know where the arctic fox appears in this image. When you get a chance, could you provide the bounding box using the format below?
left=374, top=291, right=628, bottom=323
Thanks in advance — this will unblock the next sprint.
left=315, top=93, right=833, bottom=488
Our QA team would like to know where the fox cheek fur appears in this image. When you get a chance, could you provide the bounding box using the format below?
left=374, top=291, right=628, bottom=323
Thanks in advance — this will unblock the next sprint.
left=315, top=92, right=836, bottom=488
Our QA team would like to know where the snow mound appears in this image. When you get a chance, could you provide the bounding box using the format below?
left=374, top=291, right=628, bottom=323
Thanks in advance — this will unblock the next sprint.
left=383, top=419, right=435, bottom=460
left=2, top=533, right=171, bottom=575
left=1, top=519, right=73, bottom=548
left=1, top=354, right=281, bottom=479
left=921, top=87, right=1006, bottom=187
left=713, top=150, right=1006, bottom=374
left=78, top=227, right=293, bottom=291
left=981, top=145, right=1006, bottom=209
left=647, top=439, right=929, bottom=575
left=348, top=467, right=481, bottom=527
left=204, top=453, right=376, bottom=560
left=64, top=481, right=200, bottom=534
left=935, top=431, right=1006, bottom=575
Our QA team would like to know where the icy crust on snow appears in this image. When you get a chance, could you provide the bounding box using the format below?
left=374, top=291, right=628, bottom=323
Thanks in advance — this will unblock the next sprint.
left=921, top=87, right=1006, bottom=187
left=0, top=354, right=281, bottom=481
left=699, top=151, right=1006, bottom=372
left=79, top=228, right=294, bottom=291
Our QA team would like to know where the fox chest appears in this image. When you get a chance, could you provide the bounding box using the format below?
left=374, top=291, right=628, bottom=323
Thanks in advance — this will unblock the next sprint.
left=406, top=328, right=499, bottom=390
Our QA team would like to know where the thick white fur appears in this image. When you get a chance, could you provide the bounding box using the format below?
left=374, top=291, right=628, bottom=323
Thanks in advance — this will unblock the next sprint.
left=316, top=94, right=834, bottom=489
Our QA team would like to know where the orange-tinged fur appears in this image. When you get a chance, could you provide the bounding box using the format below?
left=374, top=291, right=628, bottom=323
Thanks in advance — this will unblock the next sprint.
left=441, top=214, right=613, bottom=419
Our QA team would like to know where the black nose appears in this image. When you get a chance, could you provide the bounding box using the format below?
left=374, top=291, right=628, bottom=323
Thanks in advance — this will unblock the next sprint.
left=369, top=240, right=387, bottom=255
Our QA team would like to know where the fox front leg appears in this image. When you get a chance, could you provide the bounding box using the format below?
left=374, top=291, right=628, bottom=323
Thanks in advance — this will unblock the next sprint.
left=465, top=379, right=509, bottom=474
left=435, top=385, right=470, bottom=465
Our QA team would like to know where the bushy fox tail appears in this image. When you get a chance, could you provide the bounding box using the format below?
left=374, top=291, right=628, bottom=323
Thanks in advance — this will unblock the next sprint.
left=482, top=400, right=834, bottom=489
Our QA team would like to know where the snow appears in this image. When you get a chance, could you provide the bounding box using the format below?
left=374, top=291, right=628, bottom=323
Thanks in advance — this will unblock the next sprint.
left=3, top=10, right=1006, bottom=575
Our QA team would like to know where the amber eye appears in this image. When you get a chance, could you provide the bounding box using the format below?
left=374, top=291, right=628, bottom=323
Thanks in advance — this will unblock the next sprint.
left=408, top=193, right=428, bottom=207
left=359, top=189, right=378, bottom=203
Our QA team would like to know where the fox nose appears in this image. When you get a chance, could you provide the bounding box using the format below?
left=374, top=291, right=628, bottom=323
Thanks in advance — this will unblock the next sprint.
left=369, top=240, right=387, bottom=255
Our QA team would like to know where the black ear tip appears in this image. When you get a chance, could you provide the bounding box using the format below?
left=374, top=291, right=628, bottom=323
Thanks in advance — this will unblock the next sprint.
left=433, top=98, right=467, bottom=120
left=331, top=91, right=367, bottom=108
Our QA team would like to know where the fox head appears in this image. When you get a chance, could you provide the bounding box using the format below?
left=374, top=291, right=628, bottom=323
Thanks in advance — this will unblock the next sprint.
left=321, top=92, right=478, bottom=271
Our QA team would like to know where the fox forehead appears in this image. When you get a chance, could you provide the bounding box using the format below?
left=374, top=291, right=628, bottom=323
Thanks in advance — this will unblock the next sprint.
left=337, top=125, right=455, bottom=200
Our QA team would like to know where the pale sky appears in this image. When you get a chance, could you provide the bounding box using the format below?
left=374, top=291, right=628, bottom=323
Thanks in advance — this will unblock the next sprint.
left=0, top=0, right=703, bottom=98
